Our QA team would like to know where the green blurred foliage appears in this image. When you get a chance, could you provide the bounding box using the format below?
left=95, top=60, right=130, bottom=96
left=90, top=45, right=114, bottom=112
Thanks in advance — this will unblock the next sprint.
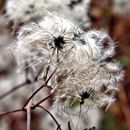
left=100, top=112, right=129, bottom=130
left=118, top=56, right=130, bottom=67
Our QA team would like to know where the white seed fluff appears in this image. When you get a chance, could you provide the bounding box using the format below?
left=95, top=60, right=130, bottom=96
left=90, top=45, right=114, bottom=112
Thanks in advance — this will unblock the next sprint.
left=15, top=13, right=123, bottom=110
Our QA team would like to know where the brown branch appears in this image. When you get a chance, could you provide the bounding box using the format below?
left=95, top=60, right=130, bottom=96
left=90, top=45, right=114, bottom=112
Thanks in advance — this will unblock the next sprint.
left=0, top=91, right=53, bottom=117
left=23, top=84, right=46, bottom=109
left=32, top=91, right=55, bottom=109
left=27, top=100, right=32, bottom=130
left=23, top=68, right=57, bottom=109
left=0, top=66, right=46, bottom=101
left=0, top=82, right=27, bottom=100
left=0, top=108, right=26, bottom=117
left=68, top=121, right=72, bottom=130
left=0, top=68, right=58, bottom=130
left=38, top=105, right=62, bottom=130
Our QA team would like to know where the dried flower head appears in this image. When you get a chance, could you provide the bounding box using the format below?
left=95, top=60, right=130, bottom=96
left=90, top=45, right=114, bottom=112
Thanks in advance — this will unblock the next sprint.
left=15, top=13, right=84, bottom=70
left=5, top=0, right=45, bottom=24
left=55, top=61, right=123, bottom=109
left=15, top=13, right=123, bottom=112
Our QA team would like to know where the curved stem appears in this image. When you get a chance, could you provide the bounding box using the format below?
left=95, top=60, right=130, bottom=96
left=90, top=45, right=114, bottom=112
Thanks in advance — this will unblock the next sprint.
left=38, top=105, right=62, bottom=130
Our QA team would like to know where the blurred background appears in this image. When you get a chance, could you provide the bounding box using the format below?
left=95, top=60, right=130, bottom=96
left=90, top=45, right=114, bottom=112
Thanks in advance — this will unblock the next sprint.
left=88, top=0, right=130, bottom=130
left=0, top=0, right=130, bottom=130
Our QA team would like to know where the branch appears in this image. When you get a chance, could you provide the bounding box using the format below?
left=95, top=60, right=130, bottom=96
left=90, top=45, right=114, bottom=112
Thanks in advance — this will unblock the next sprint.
left=0, top=82, right=27, bottom=100
left=32, top=91, right=55, bottom=109
left=27, top=100, right=32, bottom=130
left=23, top=69, right=57, bottom=109
left=68, top=121, right=72, bottom=130
left=0, top=108, right=25, bottom=117
left=0, top=66, right=45, bottom=101
left=0, top=90, right=54, bottom=117
left=38, top=105, right=62, bottom=130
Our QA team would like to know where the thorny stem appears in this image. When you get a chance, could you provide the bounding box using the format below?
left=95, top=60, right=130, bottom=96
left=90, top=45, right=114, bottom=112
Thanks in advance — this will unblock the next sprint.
left=38, top=105, right=62, bottom=130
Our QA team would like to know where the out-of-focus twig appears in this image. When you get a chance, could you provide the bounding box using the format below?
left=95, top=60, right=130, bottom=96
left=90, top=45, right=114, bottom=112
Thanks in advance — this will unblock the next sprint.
left=27, top=100, right=31, bottom=130
left=0, top=82, right=28, bottom=100
left=32, top=90, right=56, bottom=109
left=0, top=89, right=56, bottom=117
left=68, top=121, right=72, bottom=130
left=38, top=105, right=62, bottom=130
left=0, top=108, right=26, bottom=117
left=23, top=68, right=57, bottom=108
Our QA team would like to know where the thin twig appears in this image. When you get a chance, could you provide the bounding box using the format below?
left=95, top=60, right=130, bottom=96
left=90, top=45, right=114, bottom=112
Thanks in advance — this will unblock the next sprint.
left=0, top=65, right=44, bottom=101
left=68, top=121, right=72, bottom=130
left=27, top=100, right=32, bottom=130
left=43, top=66, right=50, bottom=81
left=0, top=82, right=27, bottom=100
left=32, top=91, right=55, bottom=109
left=0, top=108, right=25, bottom=117
left=38, top=105, right=62, bottom=130
left=76, top=104, right=82, bottom=130
left=0, top=68, right=58, bottom=130
left=23, top=69, right=57, bottom=108
left=0, top=91, right=54, bottom=117
left=0, top=90, right=55, bottom=117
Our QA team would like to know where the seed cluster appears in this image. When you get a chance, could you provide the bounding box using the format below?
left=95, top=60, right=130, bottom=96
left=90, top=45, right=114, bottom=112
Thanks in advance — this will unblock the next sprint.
left=15, top=14, right=123, bottom=110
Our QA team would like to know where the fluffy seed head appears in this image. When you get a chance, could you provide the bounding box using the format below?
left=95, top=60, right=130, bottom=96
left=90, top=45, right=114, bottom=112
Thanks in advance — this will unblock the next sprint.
left=84, top=30, right=116, bottom=63
left=15, top=13, right=123, bottom=110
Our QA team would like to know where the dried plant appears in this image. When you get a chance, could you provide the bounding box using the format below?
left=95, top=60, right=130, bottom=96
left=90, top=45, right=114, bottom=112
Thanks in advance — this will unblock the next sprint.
left=14, top=13, right=123, bottom=111
left=0, top=9, right=124, bottom=130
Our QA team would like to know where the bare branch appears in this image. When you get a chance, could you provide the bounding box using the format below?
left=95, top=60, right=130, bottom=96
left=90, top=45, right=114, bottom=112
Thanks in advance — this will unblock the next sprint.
left=0, top=82, right=27, bottom=100
left=38, top=105, right=62, bottom=130
left=23, top=68, right=57, bottom=108
left=68, top=121, right=72, bottom=130
left=0, top=108, right=25, bottom=117
left=27, top=100, right=32, bottom=130
left=32, top=90, right=55, bottom=109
